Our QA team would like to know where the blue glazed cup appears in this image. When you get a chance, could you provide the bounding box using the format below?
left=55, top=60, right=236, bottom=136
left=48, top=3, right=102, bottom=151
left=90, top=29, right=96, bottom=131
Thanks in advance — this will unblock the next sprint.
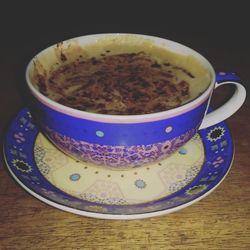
left=26, top=34, right=246, bottom=169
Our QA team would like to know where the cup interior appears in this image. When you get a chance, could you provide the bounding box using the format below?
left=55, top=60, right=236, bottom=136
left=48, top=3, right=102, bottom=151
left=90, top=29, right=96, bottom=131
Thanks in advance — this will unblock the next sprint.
left=26, top=33, right=216, bottom=121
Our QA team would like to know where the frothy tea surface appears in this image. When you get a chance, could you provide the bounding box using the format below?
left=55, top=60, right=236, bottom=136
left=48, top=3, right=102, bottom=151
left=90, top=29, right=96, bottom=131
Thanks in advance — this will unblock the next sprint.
left=31, top=36, right=211, bottom=115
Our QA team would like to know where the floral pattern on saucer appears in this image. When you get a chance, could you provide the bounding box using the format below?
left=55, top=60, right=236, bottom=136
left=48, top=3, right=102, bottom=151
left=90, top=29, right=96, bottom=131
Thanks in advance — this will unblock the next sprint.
left=3, top=108, right=234, bottom=218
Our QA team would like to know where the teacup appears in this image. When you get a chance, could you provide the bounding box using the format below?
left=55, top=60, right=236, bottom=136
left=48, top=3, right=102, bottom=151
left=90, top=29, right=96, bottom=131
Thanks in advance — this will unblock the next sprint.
left=26, top=33, right=246, bottom=169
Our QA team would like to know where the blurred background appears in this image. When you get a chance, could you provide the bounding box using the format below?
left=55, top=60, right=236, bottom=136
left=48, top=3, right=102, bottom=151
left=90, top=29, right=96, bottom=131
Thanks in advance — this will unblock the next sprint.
left=1, top=1, right=249, bottom=64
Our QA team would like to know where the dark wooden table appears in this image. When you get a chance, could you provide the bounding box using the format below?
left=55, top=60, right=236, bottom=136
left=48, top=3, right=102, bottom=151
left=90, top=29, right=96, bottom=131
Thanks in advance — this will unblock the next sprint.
left=0, top=9, right=249, bottom=249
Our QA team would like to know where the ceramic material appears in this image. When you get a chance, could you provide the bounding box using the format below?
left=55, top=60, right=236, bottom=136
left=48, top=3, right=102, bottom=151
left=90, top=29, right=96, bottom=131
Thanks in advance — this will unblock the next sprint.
left=4, top=108, right=234, bottom=219
left=26, top=34, right=246, bottom=169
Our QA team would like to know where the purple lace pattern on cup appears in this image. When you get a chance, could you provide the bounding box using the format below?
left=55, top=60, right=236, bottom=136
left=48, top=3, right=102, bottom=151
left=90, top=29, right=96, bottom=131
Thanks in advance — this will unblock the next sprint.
left=44, top=126, right=198, bottom=168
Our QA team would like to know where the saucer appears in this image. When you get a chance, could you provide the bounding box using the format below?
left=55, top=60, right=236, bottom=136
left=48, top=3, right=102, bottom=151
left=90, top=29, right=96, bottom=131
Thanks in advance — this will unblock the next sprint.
left=3, top=108, right=234, bottom=219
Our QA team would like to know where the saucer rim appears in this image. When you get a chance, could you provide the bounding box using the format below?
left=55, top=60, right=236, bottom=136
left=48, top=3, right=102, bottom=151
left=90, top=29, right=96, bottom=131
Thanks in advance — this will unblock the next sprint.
left=3, top=108, right=234, bottom=220
left=3, top=147, right=234, bottom=220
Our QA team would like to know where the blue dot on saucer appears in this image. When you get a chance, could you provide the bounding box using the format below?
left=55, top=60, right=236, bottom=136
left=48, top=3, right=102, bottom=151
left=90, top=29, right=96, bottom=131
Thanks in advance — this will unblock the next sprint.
left=135, top=179, right=146, bottom=189
left=178, top=147, right=187, bottom=155
left=96, top=130, right=104, bottom=137
left=70, top=173, right=81, bottom=181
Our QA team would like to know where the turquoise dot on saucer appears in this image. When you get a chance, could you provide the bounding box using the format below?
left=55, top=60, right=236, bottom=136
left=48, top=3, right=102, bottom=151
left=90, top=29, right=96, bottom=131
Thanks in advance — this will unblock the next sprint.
left=70, top=173, right=81, bottom=181
left=179, top=147, right=187, bottom=155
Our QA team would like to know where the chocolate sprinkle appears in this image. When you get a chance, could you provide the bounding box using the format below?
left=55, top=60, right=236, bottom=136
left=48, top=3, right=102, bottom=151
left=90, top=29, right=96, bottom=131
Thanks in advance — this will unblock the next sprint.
left=36, top=52, right=193, bottom=115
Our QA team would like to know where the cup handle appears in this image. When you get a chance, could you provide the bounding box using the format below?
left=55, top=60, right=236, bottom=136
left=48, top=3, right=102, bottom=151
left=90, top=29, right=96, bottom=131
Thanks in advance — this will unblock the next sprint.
left=199, top=72, right=246, bottom=129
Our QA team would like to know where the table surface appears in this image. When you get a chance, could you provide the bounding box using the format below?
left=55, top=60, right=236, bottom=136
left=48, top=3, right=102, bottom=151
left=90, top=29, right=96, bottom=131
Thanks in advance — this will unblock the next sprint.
left=0, top=23, right=249, bottom=249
